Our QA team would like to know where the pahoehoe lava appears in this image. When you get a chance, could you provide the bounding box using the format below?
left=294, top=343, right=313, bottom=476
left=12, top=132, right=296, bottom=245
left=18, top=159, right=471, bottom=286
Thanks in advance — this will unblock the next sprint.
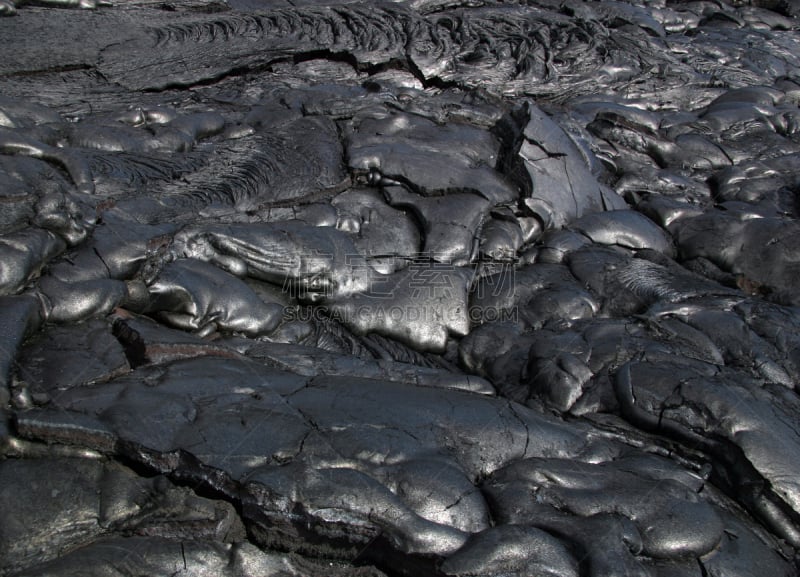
left=2, top=1, right=800, bottom=576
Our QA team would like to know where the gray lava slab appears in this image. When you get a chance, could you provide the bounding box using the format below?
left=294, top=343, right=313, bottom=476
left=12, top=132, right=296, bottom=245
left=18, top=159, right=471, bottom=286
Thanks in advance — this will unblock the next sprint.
left=4, top=1, right=800, bottom=576
left=0, top=456, right=244, bottom=576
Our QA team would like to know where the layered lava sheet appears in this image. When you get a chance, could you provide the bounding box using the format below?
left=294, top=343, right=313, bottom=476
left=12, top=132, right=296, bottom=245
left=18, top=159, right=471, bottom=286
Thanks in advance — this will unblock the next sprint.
left=2, top=1, right=800, bottom=575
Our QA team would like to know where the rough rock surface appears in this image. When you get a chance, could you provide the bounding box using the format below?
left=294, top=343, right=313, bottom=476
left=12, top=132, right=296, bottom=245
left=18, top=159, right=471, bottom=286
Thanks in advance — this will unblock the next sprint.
left=2, top=1, right=800, bottom=576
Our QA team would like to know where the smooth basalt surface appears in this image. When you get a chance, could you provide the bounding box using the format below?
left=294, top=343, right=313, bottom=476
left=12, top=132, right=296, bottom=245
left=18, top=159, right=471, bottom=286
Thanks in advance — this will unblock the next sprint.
left=2, top=1, right=800, bottom=575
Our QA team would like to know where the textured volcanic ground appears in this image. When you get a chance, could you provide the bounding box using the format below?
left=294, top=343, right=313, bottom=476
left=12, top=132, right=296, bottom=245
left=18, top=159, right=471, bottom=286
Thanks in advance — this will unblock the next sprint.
left=2, top=1, right=800, bottom=575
